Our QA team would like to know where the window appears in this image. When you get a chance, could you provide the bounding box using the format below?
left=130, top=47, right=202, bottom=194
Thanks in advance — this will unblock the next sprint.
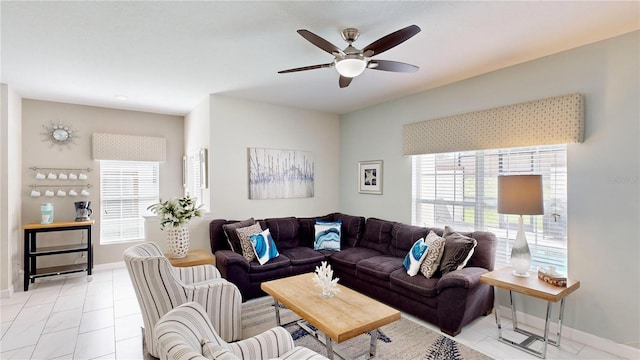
left=100, top=160, right=159, bottom=244
left=411, top=145, right=567, bottom=273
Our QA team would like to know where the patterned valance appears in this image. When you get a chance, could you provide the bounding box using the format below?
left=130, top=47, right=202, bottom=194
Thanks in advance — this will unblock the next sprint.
left=92, top=133, right=166, bottom=161
left=402, top=93, right=584, bottom=155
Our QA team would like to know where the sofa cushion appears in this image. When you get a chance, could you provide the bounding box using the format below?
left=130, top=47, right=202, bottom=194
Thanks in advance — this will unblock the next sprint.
left=390, top=223, right=429, bottom=258
left=250, top=229, right=280, bottom=265
left=314, top=220, right=341, bottom=251
left=235, top=223, right=263, bottom=262
left=439, top=226, right=477, bottom=275
left=330, top=247, right=381, bottom=278
left=278, top=247, right=325, bottom=267
left=360, top=218, right=395, bottom=254
left=420, top=231, right=447, bottom=278
left=389, top=268, right=439, bottom=300
left=356, top=255, right=404, bottom=281
left=222, top=218, right=256, bottom=254
left=247, top=253, right=290, bottom=273
left=403, top=237, right=429, bottom=276
left=265, top=217, right=300, bottom=249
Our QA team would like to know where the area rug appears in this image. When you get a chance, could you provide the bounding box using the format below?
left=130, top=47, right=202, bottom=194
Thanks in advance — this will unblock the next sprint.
left=242, top=296, right=493, bottom=360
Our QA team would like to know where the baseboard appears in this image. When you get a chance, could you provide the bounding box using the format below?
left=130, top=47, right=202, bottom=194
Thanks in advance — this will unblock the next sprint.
left=94, top=261, right=126, bottom=270
left=498, top=305, right=640, bottom=359
left=0, top=284, right=15, bottom=298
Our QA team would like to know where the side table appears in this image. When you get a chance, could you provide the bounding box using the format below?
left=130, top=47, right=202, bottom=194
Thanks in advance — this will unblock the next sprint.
left=165, top=249, right=216, bottom=267
left=480, top=266, right=580, bottom=359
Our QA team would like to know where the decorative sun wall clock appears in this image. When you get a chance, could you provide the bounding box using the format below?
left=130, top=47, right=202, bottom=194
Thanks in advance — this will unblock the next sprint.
left=42, top=121, right=79, bottom=149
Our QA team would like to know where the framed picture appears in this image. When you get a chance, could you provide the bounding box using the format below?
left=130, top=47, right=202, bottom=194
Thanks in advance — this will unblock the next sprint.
left=248, top=147, right=314, bottom=199
left=358, top=160, right=383, bottom=194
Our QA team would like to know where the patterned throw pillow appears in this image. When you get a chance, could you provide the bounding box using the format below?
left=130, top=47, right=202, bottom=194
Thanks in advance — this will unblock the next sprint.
left=438, top=226, right=477, bottom=275
left=314, top=220, right=342, bottom=251
left=249, top=229, right=280, bottom=265
left=235, top=223, right=263, bottom=262
left=202, top=341, right=239, bottom=360
left=403, top=237, right=430, bottom=276
left=222, top=218, right=256, bottom=254
left=420, top=231, right=447, bottom=278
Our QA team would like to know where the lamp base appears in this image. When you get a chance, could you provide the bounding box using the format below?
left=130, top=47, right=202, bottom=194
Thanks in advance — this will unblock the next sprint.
left=511, top=270, right=530, bottom=278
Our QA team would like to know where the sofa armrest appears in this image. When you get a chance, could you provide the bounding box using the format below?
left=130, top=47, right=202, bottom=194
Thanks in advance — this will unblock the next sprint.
left=228, top=326, right=295, bottom=359
left=216, top=250, right=250, bottom=272
left=436, top=267, right=487, bottom=292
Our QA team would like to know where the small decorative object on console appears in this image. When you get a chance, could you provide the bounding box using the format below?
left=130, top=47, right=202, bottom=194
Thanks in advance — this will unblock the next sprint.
left=312, top=261, right=340, bottom=298
left=537, top=266, right=567, bottom=287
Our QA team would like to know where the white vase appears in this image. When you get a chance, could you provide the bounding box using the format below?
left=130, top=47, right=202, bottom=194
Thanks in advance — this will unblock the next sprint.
left=167, top=225, right=190, bottom=258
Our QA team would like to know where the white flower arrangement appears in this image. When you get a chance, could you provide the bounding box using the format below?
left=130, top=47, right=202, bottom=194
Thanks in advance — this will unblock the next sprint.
left=312, top=261, right=340, bottom=298
left=147, top=195, right=203, bottom=230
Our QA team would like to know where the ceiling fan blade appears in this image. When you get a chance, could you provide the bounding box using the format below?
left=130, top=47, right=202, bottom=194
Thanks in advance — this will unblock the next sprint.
left=297, top=29, right=344, bottom=56
left=339, top=76, right=353, bottom=88
left=278, top=63, right=334, bottom=74
left=362, top=25, right=421, bottom=57
left=368, top=60, right=419, bottom=73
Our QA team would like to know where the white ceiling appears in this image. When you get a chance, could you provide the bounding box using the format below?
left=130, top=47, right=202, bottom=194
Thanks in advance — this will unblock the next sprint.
left=1, top=1, right=638, bottom=116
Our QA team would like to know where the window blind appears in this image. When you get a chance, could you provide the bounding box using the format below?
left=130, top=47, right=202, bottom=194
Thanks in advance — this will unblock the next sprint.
left=411, top=144, right=567, bottom=273
left=100, top=160, right=159, bottom=244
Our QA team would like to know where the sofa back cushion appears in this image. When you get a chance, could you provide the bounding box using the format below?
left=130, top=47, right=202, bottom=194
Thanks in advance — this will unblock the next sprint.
left=334, top=213, right=366, bottom=248
left=389, top=223, right=429, bottom=258
left=465, top=230, right=497, bottom=271
left=298, top=214, right=335, bottom=248
left=265, top=217, right=300, bottom=249
left=360, top=218, right=395, bottom=254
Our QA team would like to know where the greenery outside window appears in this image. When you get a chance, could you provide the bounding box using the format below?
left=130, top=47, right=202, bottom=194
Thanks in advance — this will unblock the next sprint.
left=411, top=144, right=567, bottom=273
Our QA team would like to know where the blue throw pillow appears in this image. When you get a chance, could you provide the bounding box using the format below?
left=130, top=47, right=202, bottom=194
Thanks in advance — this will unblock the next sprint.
left=403, top=237, right=430, bottom=276
left=314, top=220, right=342, bottom=251
left=249, top=229, right=279, bottom=265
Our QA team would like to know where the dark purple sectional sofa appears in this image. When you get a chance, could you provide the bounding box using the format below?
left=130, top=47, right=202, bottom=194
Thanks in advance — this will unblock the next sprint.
left=209, top=212, right=496, bottom=336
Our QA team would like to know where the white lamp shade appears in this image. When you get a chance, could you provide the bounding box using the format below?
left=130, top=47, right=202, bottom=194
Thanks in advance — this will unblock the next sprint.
left=335, top=58, right=366, bottom=78
left=497, top=175, right=543, bottom=215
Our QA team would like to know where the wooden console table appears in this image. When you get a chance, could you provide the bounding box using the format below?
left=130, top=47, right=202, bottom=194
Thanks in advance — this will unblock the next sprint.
left=23, top=220, right=94, bottom=291
left=480, top=266, right=580, bottom=359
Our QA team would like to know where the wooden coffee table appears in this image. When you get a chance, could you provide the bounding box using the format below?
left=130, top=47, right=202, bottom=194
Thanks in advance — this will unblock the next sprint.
left=261, top=273, right=400, bottom=360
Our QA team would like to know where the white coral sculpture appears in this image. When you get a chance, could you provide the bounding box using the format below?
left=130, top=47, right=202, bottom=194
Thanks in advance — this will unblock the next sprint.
left=313, top=261, right=340, bottom=298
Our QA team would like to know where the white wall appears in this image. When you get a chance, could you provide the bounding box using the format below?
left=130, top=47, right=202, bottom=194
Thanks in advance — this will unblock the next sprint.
left=0, top=84, right=23, bottom=296
left=340, top=31, right=639, bottom=347
left=207, top=95, right=340, bottom=220
left=184, top=97, right=211, bottom=210
left=21, top=100, right=184, bottom=265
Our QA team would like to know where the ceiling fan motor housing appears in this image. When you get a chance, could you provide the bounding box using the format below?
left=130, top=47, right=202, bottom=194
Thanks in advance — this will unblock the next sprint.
left=341, top=28, right=360, bottom=43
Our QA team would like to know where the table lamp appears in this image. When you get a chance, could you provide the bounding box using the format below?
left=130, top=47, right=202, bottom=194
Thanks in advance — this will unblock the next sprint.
left=498, top=175, right=543, bottom=277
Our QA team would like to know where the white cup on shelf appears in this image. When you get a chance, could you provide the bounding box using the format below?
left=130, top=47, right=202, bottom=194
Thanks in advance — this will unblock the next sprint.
left=35, top=172, right=46, bottom=180
left=47, top=172, right=57, bottom=180
left=30, top=189, right=41, bottom=197
left=80, top=188, right=90, bottom=196
left=58, top=172, right=68, bottom=180
left=68, top=173, right=78, bottom=180
left=78, top=173, right=88, bottom=180
left=56, top=189, right=67, bottom=197
left=44, top=189, right=55, bottom=197
left=68, top=189, right=78, bottom=196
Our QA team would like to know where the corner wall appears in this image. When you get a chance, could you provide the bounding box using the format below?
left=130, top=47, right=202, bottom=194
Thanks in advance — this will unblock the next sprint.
left=0, top=84, right=23, bottom=296
left=340, top=31, right=639, bottom=347
left=207, top=95, right=340, bottom=220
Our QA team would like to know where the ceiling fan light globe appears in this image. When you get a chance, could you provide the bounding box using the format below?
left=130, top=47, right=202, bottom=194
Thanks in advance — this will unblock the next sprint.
left=335, top=58, right=366, bottom=78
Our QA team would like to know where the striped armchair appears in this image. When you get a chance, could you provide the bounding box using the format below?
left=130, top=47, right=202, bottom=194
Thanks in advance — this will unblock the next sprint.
left=155, top=302, right=328, bottom=360
left=124, top=242, right=242, bottom=358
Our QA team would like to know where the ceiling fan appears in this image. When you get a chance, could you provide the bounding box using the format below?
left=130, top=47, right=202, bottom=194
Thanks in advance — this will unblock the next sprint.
left=278, top=25, right=421, bottom=88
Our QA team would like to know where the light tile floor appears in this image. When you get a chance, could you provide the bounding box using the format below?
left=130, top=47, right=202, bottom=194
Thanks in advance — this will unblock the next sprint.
left=0, top=264, right=627, bottom=359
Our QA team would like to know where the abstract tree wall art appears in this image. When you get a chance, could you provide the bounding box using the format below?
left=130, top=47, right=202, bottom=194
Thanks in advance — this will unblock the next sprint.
left=248, top=147, right=314, bottom=199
